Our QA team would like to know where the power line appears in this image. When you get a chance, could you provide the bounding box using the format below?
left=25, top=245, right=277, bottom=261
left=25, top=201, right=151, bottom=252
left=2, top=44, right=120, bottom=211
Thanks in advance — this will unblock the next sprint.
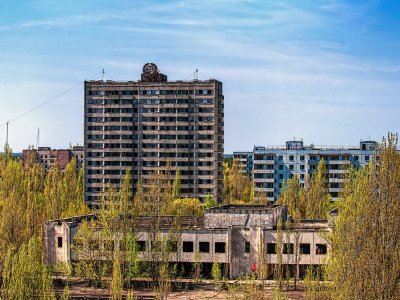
left=0, top=71, right=104, bottom=128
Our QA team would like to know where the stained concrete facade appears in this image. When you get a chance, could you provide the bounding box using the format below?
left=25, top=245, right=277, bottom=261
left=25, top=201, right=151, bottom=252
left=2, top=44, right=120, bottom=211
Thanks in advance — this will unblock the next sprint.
left=84, top=63, right=224, bottom=207
left=44, top=205, right=330, bottom=278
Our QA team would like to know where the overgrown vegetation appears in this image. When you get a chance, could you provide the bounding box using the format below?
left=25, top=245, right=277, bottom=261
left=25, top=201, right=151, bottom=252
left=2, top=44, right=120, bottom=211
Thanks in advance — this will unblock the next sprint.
left=1, top=133, right=400, bottom=299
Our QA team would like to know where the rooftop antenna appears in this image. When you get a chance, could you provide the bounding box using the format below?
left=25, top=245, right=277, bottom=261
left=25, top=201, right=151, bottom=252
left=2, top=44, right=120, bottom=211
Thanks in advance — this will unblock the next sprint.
left=5, top=121, right=9, bottom=148
left=36, top=128, right=40, bottom=149
left=194, top=69, right=199, bottom=81
left=102, top=68, right=105, bottom=81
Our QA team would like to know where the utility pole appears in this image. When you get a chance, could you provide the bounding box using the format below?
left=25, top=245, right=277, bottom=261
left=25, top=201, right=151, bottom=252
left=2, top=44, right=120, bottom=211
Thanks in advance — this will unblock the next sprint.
left=5, top=121, right=9, bottom=149
left=36, top=128, right=40, bottom=149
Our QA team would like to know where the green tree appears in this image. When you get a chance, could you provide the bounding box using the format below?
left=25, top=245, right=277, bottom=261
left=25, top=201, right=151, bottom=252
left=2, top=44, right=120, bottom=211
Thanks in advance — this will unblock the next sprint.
left=172, top=170, right=181, bottom=199
left=204, top=193, right=217, bottom=208
left=328, top=134, right=400, bottom=300
left=1, top=237, right=55, bottom=300
left=110, top=254, right=123, bottom=300
left=223, top=159, right=253, bottom=203
left=211, top=257, right=222, bottom=282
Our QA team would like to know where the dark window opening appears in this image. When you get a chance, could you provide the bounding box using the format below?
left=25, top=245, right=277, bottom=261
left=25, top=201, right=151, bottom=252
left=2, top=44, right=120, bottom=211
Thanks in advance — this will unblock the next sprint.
left=245, top=242, right=250, bottom=253
left=57, top=237, right=63, bottom=248
left=283, top=243, right=294, bottom=254
left=300, top=243, right=310, bottom=254
left=267, top=243, right=276, bottom=254
left=316, top=244, right=327, bottom=255
left=199, top=242, right=210, bottom=253
left=137, top=241, right=146, bottom=252
left=183, top=241, right=194, bottom=252
left=215, top=242, right=226, bottom=253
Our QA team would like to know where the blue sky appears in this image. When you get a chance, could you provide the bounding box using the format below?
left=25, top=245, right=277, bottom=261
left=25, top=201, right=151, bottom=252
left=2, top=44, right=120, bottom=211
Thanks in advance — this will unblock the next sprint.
left=1, top=0, right=400, bottom=153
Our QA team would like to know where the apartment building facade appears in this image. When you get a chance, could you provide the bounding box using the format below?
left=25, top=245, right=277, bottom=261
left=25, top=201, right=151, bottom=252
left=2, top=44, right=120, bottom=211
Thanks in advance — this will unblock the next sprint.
left=22, top=146, right=84, bottom=171
left=84, top=63, right=224, bottom=207
left=234, top=140, right=377, bottom=202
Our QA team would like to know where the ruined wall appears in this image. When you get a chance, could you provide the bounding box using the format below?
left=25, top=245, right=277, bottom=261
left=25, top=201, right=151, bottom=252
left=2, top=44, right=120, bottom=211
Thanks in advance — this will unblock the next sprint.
left=229, top=226, right=263, bottom=278
left=204, top=207, right=286, bottom=229
left=44, top=221, right=71, bottom=266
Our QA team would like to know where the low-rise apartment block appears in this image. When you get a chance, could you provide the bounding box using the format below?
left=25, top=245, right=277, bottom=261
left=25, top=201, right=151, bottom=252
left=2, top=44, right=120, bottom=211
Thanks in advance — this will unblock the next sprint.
left=22, top=146, right=84, bottom=171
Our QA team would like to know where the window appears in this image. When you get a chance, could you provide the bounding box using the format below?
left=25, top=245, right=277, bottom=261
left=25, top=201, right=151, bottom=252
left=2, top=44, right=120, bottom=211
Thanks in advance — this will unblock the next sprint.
left=283, top=243, right=294, bottom=254
left=278, top=165, right=283, bottom=170
left=300, top=165, right=305, bottom=171
left=354, top=155, right=359, bottom=161
left=137, top=241, right=146, bottom=252
left=57, top=237, right=63, bottom=248
left=289, top=165, right=294, bottom=170
left=365, top=155, right=370, bottom=162
left=215, top=242, right=226, bottom=253
left=316, top=244, right=327, bottom=255
left=300, top=243, right=310, bottom=254
left=245, top=242, right=250, bottom=253
left=166, top=240, right=178, bottom=252
left=199, top=242, right=210, bottom=253
left=289, top=155, right=294, bottom=161
left=267, top=243, right=276, bottom=254
left=183, top=241, right=194, bottom=252
left=278, top=155, right=283, bottom=161
left=300, top=155, right=305, bottom=161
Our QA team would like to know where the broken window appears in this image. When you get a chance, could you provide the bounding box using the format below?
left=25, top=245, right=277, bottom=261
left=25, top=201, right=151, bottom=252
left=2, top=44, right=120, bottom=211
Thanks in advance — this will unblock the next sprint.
left=283, top=243, right=294, bottom=254
left=183, top=241, right=194, bottom=252
left=245, top=242, right=250, bottom=253
left=57, top=237, right=63, bottom=248
left=137, top=241, right=146, bottom=252
left=316, top=244, right=327, bottom=255
left=215, top=242, right=226, bottom=253
left=199, top=242, right=210, bottom=253
left=267, top=243, right=276, bottom=254
left=300, top=243, right=310, bottom=254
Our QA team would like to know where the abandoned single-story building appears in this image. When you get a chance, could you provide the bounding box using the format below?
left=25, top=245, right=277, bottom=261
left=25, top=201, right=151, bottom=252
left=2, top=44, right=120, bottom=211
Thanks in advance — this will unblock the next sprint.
left=44, top=205, right=330, bottom=278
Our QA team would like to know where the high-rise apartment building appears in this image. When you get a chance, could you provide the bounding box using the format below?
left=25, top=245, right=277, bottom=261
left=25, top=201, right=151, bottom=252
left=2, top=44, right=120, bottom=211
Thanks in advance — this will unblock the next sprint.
left=84, top=63, right=224, bottom=207
left=234, top=140, right=377, bottom=202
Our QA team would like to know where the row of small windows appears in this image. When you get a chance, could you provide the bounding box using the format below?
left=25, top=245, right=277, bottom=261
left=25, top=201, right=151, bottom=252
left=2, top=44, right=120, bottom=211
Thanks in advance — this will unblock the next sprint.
left=87, top=107, right=214, bottom=114
left=86, top=169, right=211, bottom=176
left=87, top=98, right=214, bottom=105
left=254, top=155, right=370, bottom=163
left=87, top=117, right=216, bottom=123
left=266, top=243, right=327, bottom=255
left=88, top=125, right=214, bottom=131
left=88, top=90, right=213, bottom=96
